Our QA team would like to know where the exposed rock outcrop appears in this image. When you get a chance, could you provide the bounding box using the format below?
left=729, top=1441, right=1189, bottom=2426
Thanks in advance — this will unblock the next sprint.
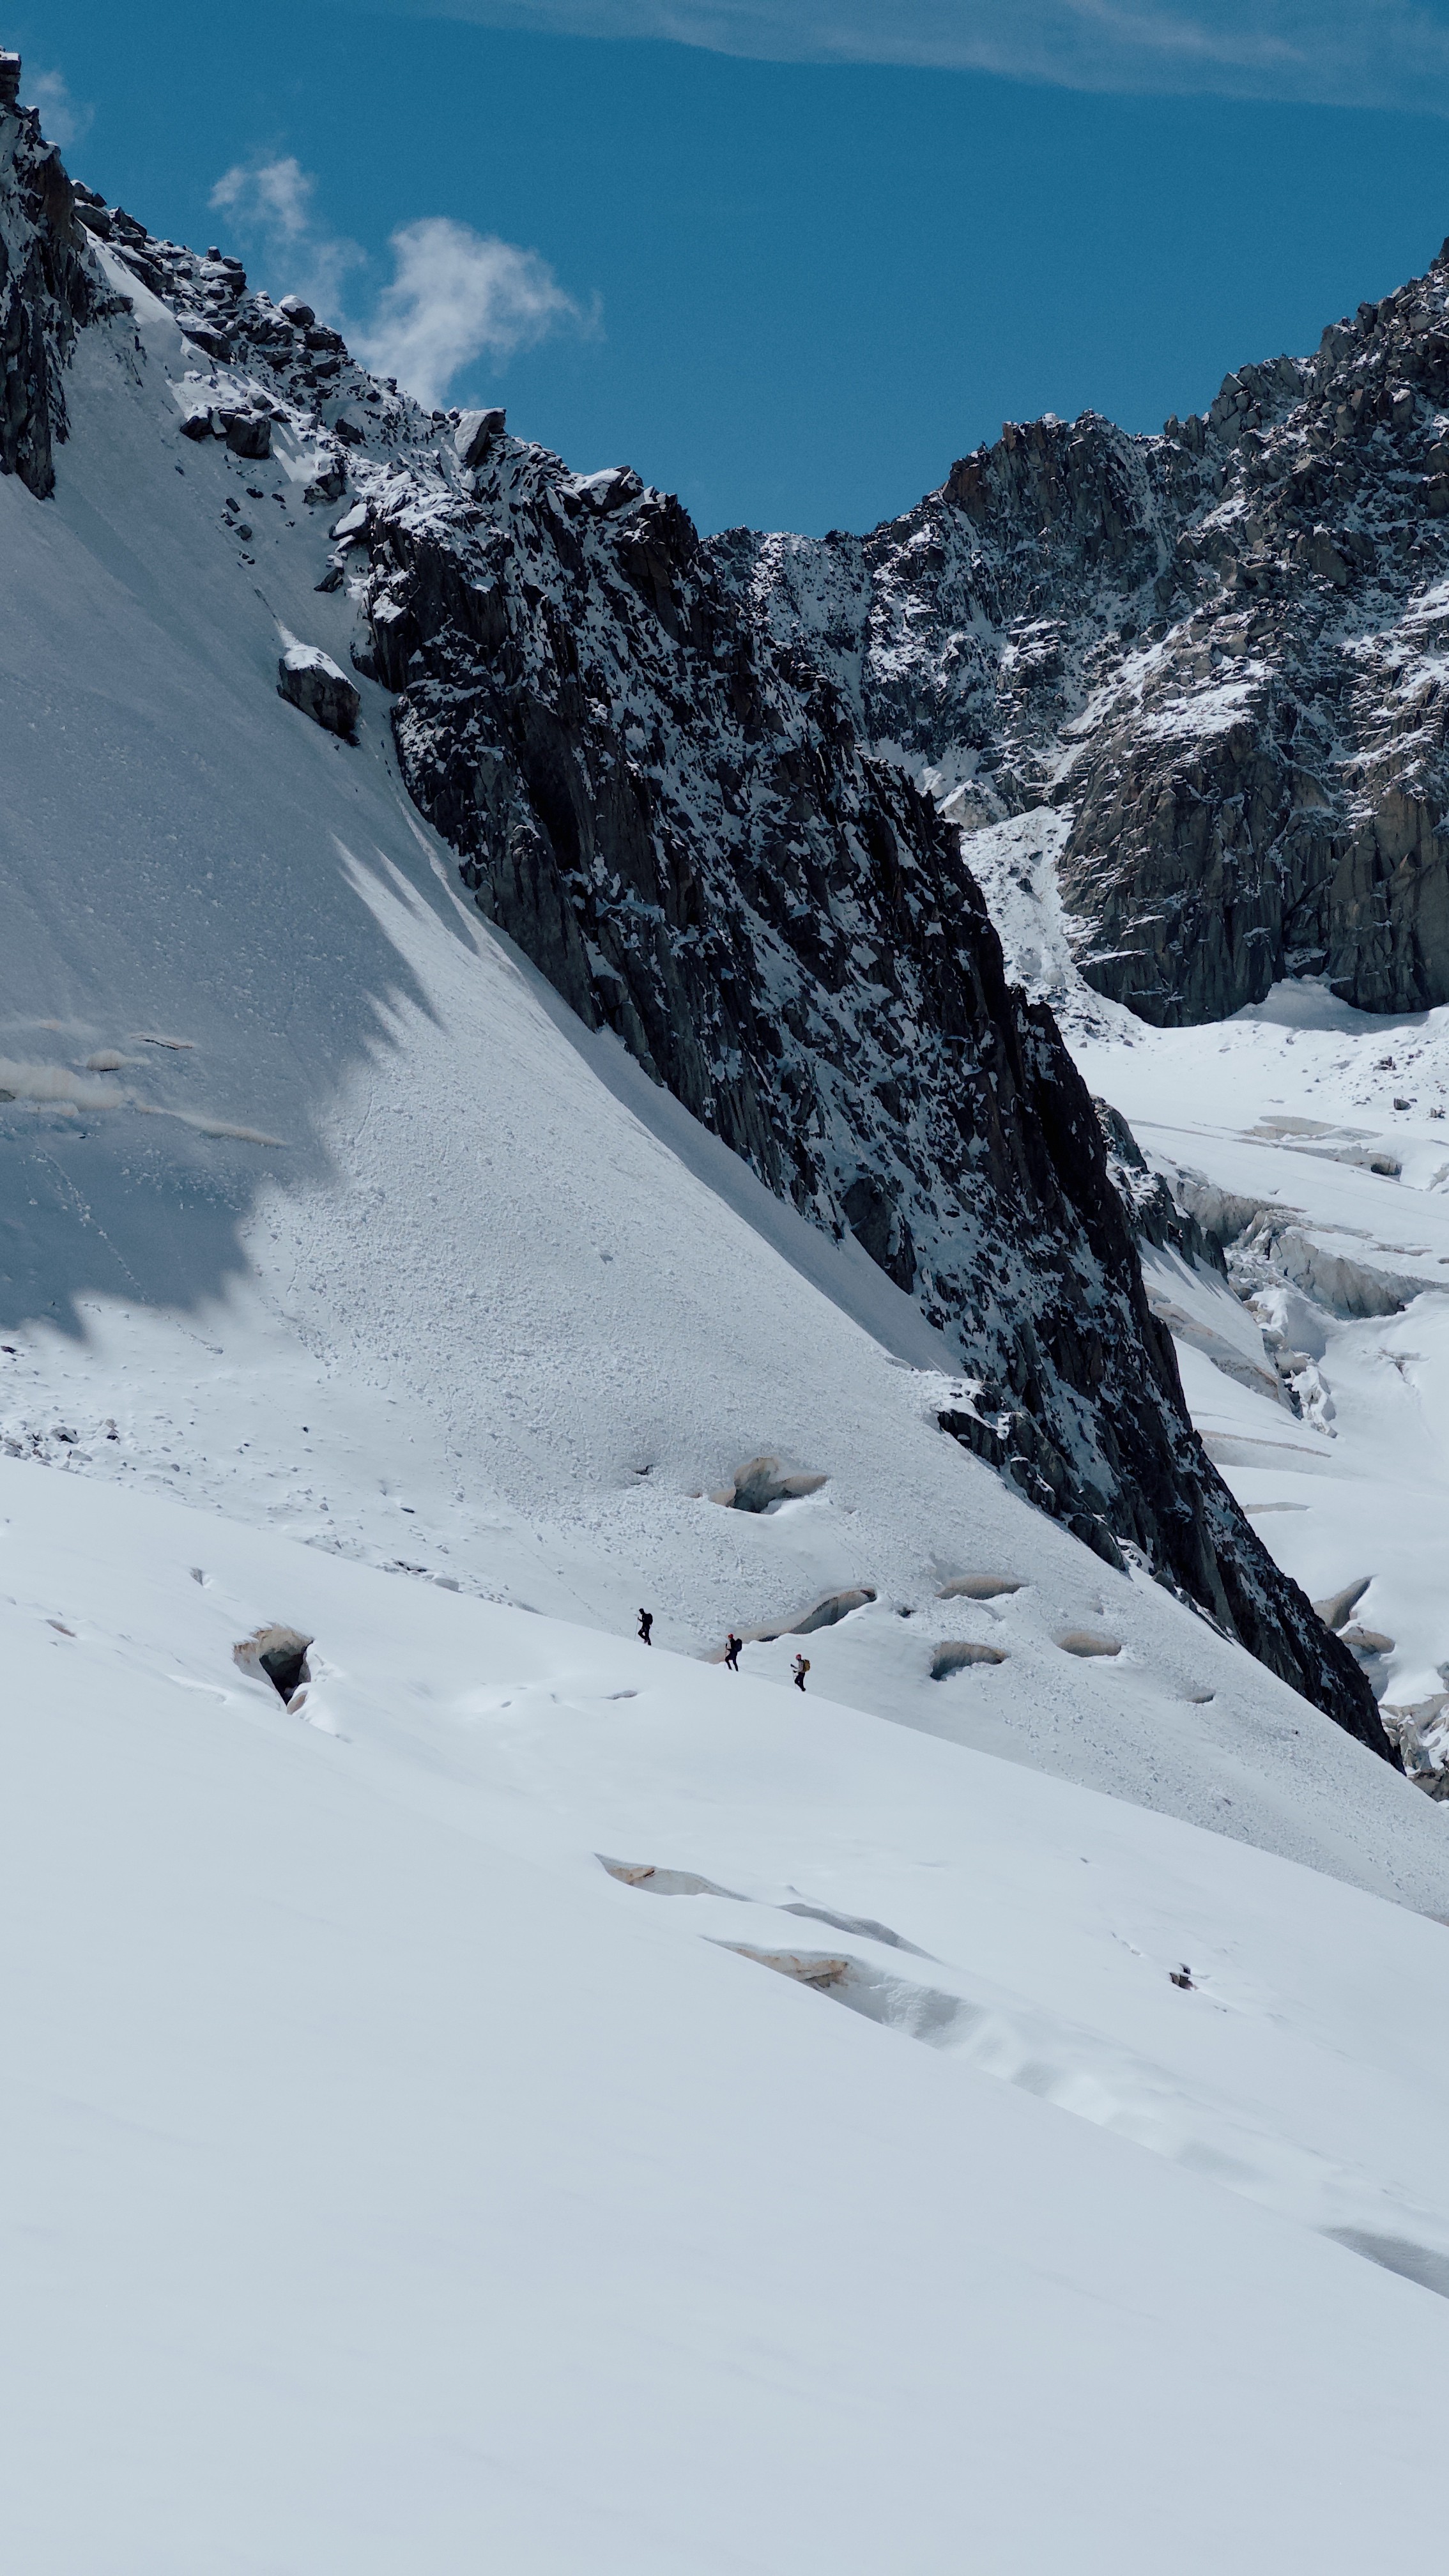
left=1093, top=1099, right=1227, bottom=1274
left=729, top=256, right=1449, bottom=1026
left=277, top=643, right=360, bottom=740
left=0, top=50, right=107, bottom=495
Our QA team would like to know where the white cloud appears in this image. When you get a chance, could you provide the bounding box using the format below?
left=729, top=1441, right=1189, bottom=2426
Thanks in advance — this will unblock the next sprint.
left=209, top=157, right=365, bottom=318
left=210, top=155, right=315, bottom=240
left=378, top=0, right=1449, bottom=115
left=207, top=158, right=598, bottom=406
left=32, top=67, right=92, bottom=150
left=355, top=217, right=598, bottom=406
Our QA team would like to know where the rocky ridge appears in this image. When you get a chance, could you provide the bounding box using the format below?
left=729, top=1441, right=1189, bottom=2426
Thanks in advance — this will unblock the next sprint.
left=731, top=261, right=1449, bottom=1027
left=0, top=61, right=1391, bottom=1755
left=0, top=49, right=116, bottom=493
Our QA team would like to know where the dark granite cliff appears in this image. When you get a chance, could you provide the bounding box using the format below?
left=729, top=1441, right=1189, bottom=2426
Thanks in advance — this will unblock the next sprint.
left=735, top=259, right=1449, bottom=1025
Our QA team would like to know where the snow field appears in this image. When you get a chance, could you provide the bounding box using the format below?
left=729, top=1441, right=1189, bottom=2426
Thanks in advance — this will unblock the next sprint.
left=8, top=1456, right=1449, bottom=2572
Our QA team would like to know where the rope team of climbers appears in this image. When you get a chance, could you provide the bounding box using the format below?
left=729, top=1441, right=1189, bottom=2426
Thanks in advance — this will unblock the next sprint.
left=634, top=1612, right=809, bottom=1690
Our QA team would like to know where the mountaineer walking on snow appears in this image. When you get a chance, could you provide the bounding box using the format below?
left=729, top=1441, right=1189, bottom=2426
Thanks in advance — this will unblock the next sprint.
left=638, top=1608, right=654, bottom=1645
left=792, top=1653, right=809, bottom=1692
left=724, top=1633, right=742, bottom=1671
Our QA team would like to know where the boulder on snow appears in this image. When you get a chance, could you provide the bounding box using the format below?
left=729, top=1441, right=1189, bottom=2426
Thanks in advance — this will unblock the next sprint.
left=181, top=320, right=233, bottom=362
left=279, top=295, right=315, bottom=326
left=277, top=644, right=360, bottom=740
left=454, top=406, right=506, bottom=469
left=222, top=409, right=271, bottom=460
left=179, top=410, right=217, bottom=442
left=303, top=454, right=347, bottom=504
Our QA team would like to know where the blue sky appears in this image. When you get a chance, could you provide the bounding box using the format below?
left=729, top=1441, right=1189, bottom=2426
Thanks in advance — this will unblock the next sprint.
left=15, top=2, right=1449, bottom=533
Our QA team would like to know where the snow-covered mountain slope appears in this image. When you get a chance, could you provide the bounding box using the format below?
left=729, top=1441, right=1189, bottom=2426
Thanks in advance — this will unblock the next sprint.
left=9, top=1459, right=1449, bottom=2574
left=8, top=57, right=1449, bottom=2569
left=6, top=279, right=1441, bottom=1888
left=967, top=806, right=1449, bottom=1793
left=0, top=63, right=1391, bottom=1751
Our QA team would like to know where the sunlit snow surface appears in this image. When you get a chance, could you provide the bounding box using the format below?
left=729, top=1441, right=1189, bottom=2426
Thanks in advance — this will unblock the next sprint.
left=8, top=241, right=1449, bottom=2570
left=8, top=1460, right=1449, bottom=2573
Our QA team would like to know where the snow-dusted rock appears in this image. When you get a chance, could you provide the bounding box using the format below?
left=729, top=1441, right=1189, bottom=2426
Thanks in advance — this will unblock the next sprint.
left=277, top=643, right=360, bottom=739
left=729, top=254, right=1449, bottom=1027
left=454, top=404, right=505, bottom=469
left=220, top=407, right=270, bottom=460
left=303, top=453, right=346, bottom=504
left=562, top=464, right=644, bottom=513
left=0, top=52, right=107, bottom=495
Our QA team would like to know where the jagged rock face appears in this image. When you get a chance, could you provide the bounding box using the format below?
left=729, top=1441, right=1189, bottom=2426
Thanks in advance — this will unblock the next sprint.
left=731, top=262, right=1449, bottom=1025
left=0, top=51, right=104, bottom=495
left=0, top=67, right=1393, bottom=1758
left=356, top=435, right=1390, bottom=1757
left=364, top=456, right=1200, bottom=1506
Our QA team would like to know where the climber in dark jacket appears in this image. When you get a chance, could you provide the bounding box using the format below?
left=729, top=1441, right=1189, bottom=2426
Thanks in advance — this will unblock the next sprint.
left=638, top=1608, right=654, bottom=1644
left=724, top=1633, right=742, bottom=1671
